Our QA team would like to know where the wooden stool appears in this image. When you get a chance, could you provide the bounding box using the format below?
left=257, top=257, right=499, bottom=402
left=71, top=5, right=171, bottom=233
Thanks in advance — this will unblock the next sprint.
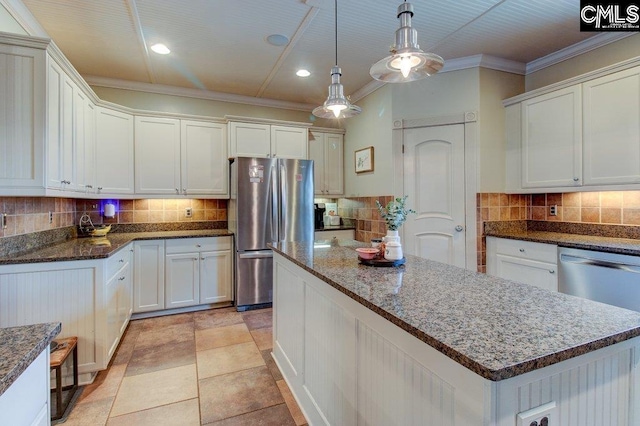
left=50, top=336, right=79, bottom=421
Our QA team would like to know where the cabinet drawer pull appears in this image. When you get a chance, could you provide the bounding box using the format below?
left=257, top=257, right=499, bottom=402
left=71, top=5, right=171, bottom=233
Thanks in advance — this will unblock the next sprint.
left=573, top=177, right=579, bottom=182
left=519, top=248, right=525, bottom=252
left=119, top=259, right=124, bottom=263
left=549, top=270, right=555, bottom=274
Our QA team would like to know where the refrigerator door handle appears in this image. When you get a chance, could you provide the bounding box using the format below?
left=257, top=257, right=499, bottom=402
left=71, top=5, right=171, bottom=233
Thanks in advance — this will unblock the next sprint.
left=271, top=165, right=278, bottom=244
left=238, top=250, right=273, bottom=259
left=279, top=162, right=287, bottom=242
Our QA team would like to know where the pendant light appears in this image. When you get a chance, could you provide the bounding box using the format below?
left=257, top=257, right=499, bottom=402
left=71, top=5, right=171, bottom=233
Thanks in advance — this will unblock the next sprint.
left=370, top=1, right=444, bottom=83
left=313, top=0, right=361, bottom=119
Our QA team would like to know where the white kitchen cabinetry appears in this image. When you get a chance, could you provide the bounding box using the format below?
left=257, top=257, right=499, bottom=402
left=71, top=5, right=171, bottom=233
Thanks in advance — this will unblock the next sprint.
left=505, top=62, right=640, bottom=193
left=520, top=85, right=582, bottom=189
left=229, top=120, right=308, bottom=159
left=96, top=107, right=135, bottom=195
left=134, top=116, right=181, bottom=194
left=0, top=40, right=46, bottom=194
left=181, top=120, right=228, bottom=196
left=309, top=130, right=345, bottom=196
left=0, top=350, right=49, bottom=426
left=105, top=243, right=134, bottom=359
left=133, top=240, right=165, bottom=313
left=582, top=67, right=640, bottom=186
left=165, top=237, right=233, bottom=309
left=486, top=237, right=558, bottom=292
left=314, top=229, right=355, bottom=241
left=135, top=117, right=228, bottom=197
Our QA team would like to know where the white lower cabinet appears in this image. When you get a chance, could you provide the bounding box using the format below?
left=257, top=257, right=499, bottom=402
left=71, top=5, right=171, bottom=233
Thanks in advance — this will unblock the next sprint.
left=133, top=240, right=165, bottom=313
left=486, top=237, right=558, bottom=292
left=135, top=236, right=233, bottom=313
left=105, top=243, right=133, bottom=360
left=0, top=350, right=49, bottom=426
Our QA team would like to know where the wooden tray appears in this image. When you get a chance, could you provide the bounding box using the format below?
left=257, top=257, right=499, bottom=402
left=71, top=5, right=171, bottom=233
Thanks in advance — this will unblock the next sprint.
left=358, top=256, right=406, bottom=267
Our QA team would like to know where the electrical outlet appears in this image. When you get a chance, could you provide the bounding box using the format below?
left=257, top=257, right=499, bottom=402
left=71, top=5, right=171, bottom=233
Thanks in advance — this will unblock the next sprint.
left=185, top=207, right=193, bottom=218
left=549, top=204, right=557, bottom=216
left=49, top=211, right=53, bottom=224
left=517, top=402, right=556, bottom=426
left=91, top=204, right=98, bottom=209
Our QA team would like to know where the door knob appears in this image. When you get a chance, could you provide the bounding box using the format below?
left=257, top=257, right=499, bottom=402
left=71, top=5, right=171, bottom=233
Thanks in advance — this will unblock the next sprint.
left=455, top=225, right=464, bottom=232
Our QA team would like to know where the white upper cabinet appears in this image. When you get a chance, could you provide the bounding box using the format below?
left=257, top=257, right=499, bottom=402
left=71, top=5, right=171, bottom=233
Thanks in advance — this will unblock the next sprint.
left=134, top=117, right=228, bottom=197
left=521, top=85, right=582, bottom=189
left=0, top=41, right=46, bottom=193
left=96, top=107, right=135, bottom=194
left=309, top=130, right=344, bottom=196
left=134, top=116, right=181, bottom=194
left=582, top=67, right=640, bottom=186
left=181, top=120, right=228, bottom=196
left=229, top=120, right=308, bottom=159
left=505, top=62, right=640, bottom=193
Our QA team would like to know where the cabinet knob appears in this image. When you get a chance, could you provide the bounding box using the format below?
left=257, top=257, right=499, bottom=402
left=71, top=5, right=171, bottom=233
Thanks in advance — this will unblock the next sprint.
left=573, top=177, right=579, bottom=182
left=201, top=257, right=205, bottom=260
left=519, top=248, right=525, bottom=252
left=182, top=188, right=186, bottom=193
left=196, top=244, right=201, bottom=248
left=119, top=259, right=124, bottom=263
left=455, top=225, right=464, bottom=232
left=97, top=187, right=103, bottom=191
left=85, top=184, right=93, bottom=189
left=175, top=188, right=180, bottom=194
left=549, top=269, right=555, bottom=274
left=119, top=276, right=125, bottom=281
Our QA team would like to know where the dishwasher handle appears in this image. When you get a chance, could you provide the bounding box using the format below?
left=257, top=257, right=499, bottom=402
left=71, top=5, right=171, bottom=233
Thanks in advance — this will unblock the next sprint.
left=560, top=253, right=640, bottom=274
left=238, top=250, right=273, bottom=259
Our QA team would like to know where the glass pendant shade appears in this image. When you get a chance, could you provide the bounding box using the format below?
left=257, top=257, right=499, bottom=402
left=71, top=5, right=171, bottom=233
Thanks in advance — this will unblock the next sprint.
left=370, top=1, right=444, bottom=83
left=312, top=67, right=362, bottom=119
left=313, top=0, right=361, bottom=119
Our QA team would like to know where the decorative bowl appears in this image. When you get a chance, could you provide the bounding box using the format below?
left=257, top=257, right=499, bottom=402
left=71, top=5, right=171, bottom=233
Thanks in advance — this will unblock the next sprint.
left=356, top=247, right=380, bottom=260
left=88, top=224, right=111, bottom=237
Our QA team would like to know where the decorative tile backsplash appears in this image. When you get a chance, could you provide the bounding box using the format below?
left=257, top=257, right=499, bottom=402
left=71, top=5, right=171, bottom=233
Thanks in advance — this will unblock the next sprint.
left=476, top=190, right=640, bottom=272
left=0, top=197, right=228, bottom=240
left=337, top=196, right=394, bottom=243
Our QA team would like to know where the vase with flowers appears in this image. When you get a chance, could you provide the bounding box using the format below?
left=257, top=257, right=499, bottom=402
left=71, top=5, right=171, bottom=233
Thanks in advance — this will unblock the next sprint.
left=375, top=196, right=415, bottom=259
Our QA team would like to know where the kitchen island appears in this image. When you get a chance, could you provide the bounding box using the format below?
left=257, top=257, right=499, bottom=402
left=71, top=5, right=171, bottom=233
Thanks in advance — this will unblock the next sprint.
left=271, top=240, right=640, bottom=425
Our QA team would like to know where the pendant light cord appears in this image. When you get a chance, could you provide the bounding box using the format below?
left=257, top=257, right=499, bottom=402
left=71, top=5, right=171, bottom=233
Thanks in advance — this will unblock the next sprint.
left=334, top=0, right=338, bottom=66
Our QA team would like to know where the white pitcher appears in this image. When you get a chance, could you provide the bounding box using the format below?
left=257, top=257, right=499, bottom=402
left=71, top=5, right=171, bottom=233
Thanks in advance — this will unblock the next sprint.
left=384, top=241, right=403, bottom=260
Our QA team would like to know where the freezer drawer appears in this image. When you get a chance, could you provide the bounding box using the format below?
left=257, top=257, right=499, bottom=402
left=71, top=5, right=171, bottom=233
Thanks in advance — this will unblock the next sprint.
left=236, top=250, right=273, bottom=310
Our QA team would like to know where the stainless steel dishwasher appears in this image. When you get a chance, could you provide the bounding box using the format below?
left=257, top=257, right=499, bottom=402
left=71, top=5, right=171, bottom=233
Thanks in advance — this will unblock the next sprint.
left=558, top=247, right=640, bottom=312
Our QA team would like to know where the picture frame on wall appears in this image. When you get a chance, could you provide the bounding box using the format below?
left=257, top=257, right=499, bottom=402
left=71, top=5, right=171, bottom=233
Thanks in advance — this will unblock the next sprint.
left=355, top=146, right=374, bottom=173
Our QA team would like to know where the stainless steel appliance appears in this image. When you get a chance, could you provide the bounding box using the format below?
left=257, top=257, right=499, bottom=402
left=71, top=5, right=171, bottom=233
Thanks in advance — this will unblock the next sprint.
left=314, top=203, right=326, bottom=229
left=229, top=157, right=314, bottom=311
left=558, top=247, right=640, bottom=312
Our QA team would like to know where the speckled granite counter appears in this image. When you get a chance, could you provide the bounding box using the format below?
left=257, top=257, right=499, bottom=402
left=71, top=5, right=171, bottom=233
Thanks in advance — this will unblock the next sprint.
left=0, top=323, right=61, bottom=395
left=0, top=229, right=232, bottom=265
left=484, top=220, right=640, bottom=256
left=271, top=240, right=640, bottom=381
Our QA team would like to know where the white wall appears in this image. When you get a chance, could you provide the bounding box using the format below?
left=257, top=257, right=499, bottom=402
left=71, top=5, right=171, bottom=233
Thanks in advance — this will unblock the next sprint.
left=343, top=85, right=393, bottom=197
left=478, top=68, right=524, bottom=192
left=0, top=3, right=26, bottom=34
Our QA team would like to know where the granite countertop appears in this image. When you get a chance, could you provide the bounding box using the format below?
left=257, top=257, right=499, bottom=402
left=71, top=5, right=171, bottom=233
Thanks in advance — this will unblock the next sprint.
left=0, top=229, right=233, bottom=265
left=0, top=323, right=61, bottom=396
left=271, top=240, right=640, bottom=381
left=484, top=220, right=640, bottom=256
left=315, top=225, right=356, bottom=231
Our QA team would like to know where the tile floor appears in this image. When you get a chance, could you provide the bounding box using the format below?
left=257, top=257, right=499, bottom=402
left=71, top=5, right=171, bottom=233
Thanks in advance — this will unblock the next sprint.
left=60, top=307, right=307, bottom=425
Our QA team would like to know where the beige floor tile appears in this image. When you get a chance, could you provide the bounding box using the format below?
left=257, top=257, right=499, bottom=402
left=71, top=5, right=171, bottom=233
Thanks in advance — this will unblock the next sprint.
left=107, top=398, right=200, bottom=426
left=261, top=349, right=283, bottom=381
left=242, top=309, right=273, bottom=330
left=195, top=323, right=253, bottom=352
left=205, top=403, right=295, bottom=425
left=60, top=397, right=113, bottom=426
left=126, top=339, right=196, bottom=377
left=134, top=322, right=194, bottom=351
left=277, top=380, right=307, bottom=426
left=77, top=364, right=126, bottom=404
left=142, top=312, right=194, bottom=331
left=197, top=341, right=264, bottom=379
left=110, top=364, right=198, bottom=417
left=194, top=308, right=244, bottom=330
left=250, top=326, right=273, bottom=350
left=199, top=366, right=284, bottom=424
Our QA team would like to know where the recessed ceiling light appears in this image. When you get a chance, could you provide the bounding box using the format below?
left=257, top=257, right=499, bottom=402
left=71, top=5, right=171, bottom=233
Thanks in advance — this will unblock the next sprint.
left=266, top=34, right=289, bottom=46
left=296, top=69, right=311, bottom=77
left=150, top=43, right=170, bottom=55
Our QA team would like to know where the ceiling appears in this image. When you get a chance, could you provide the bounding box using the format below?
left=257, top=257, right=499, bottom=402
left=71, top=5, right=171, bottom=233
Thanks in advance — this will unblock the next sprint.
left=20, top=0, right=601, bottom=110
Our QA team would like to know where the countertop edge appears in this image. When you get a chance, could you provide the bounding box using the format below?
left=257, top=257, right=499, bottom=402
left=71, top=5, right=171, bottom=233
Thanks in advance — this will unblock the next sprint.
left=271, top=245, right=640, bottom=382
left=0, top=322, right=61, bottom=396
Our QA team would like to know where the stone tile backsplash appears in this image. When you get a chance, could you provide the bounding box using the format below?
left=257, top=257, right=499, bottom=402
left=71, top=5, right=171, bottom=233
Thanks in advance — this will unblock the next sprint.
left=0, top=197, right=228, bottom=240
left=337, top=196, right=394, bottom=243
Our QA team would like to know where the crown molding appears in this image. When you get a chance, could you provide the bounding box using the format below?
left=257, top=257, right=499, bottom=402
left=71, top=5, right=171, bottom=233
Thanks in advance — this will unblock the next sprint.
left=526, top=33, right=636, bottom=74
left=84, top=75, right=318, bottom=113
left=442, top=54, right=527, bottom=75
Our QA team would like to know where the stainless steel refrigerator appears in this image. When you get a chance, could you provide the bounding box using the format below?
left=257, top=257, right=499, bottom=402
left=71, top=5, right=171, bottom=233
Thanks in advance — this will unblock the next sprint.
left=229, top=157, right=314, bottom=311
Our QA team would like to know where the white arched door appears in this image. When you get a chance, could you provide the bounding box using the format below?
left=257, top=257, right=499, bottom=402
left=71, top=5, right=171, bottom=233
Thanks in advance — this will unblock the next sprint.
left=402, top=124, right=466, bottom=267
